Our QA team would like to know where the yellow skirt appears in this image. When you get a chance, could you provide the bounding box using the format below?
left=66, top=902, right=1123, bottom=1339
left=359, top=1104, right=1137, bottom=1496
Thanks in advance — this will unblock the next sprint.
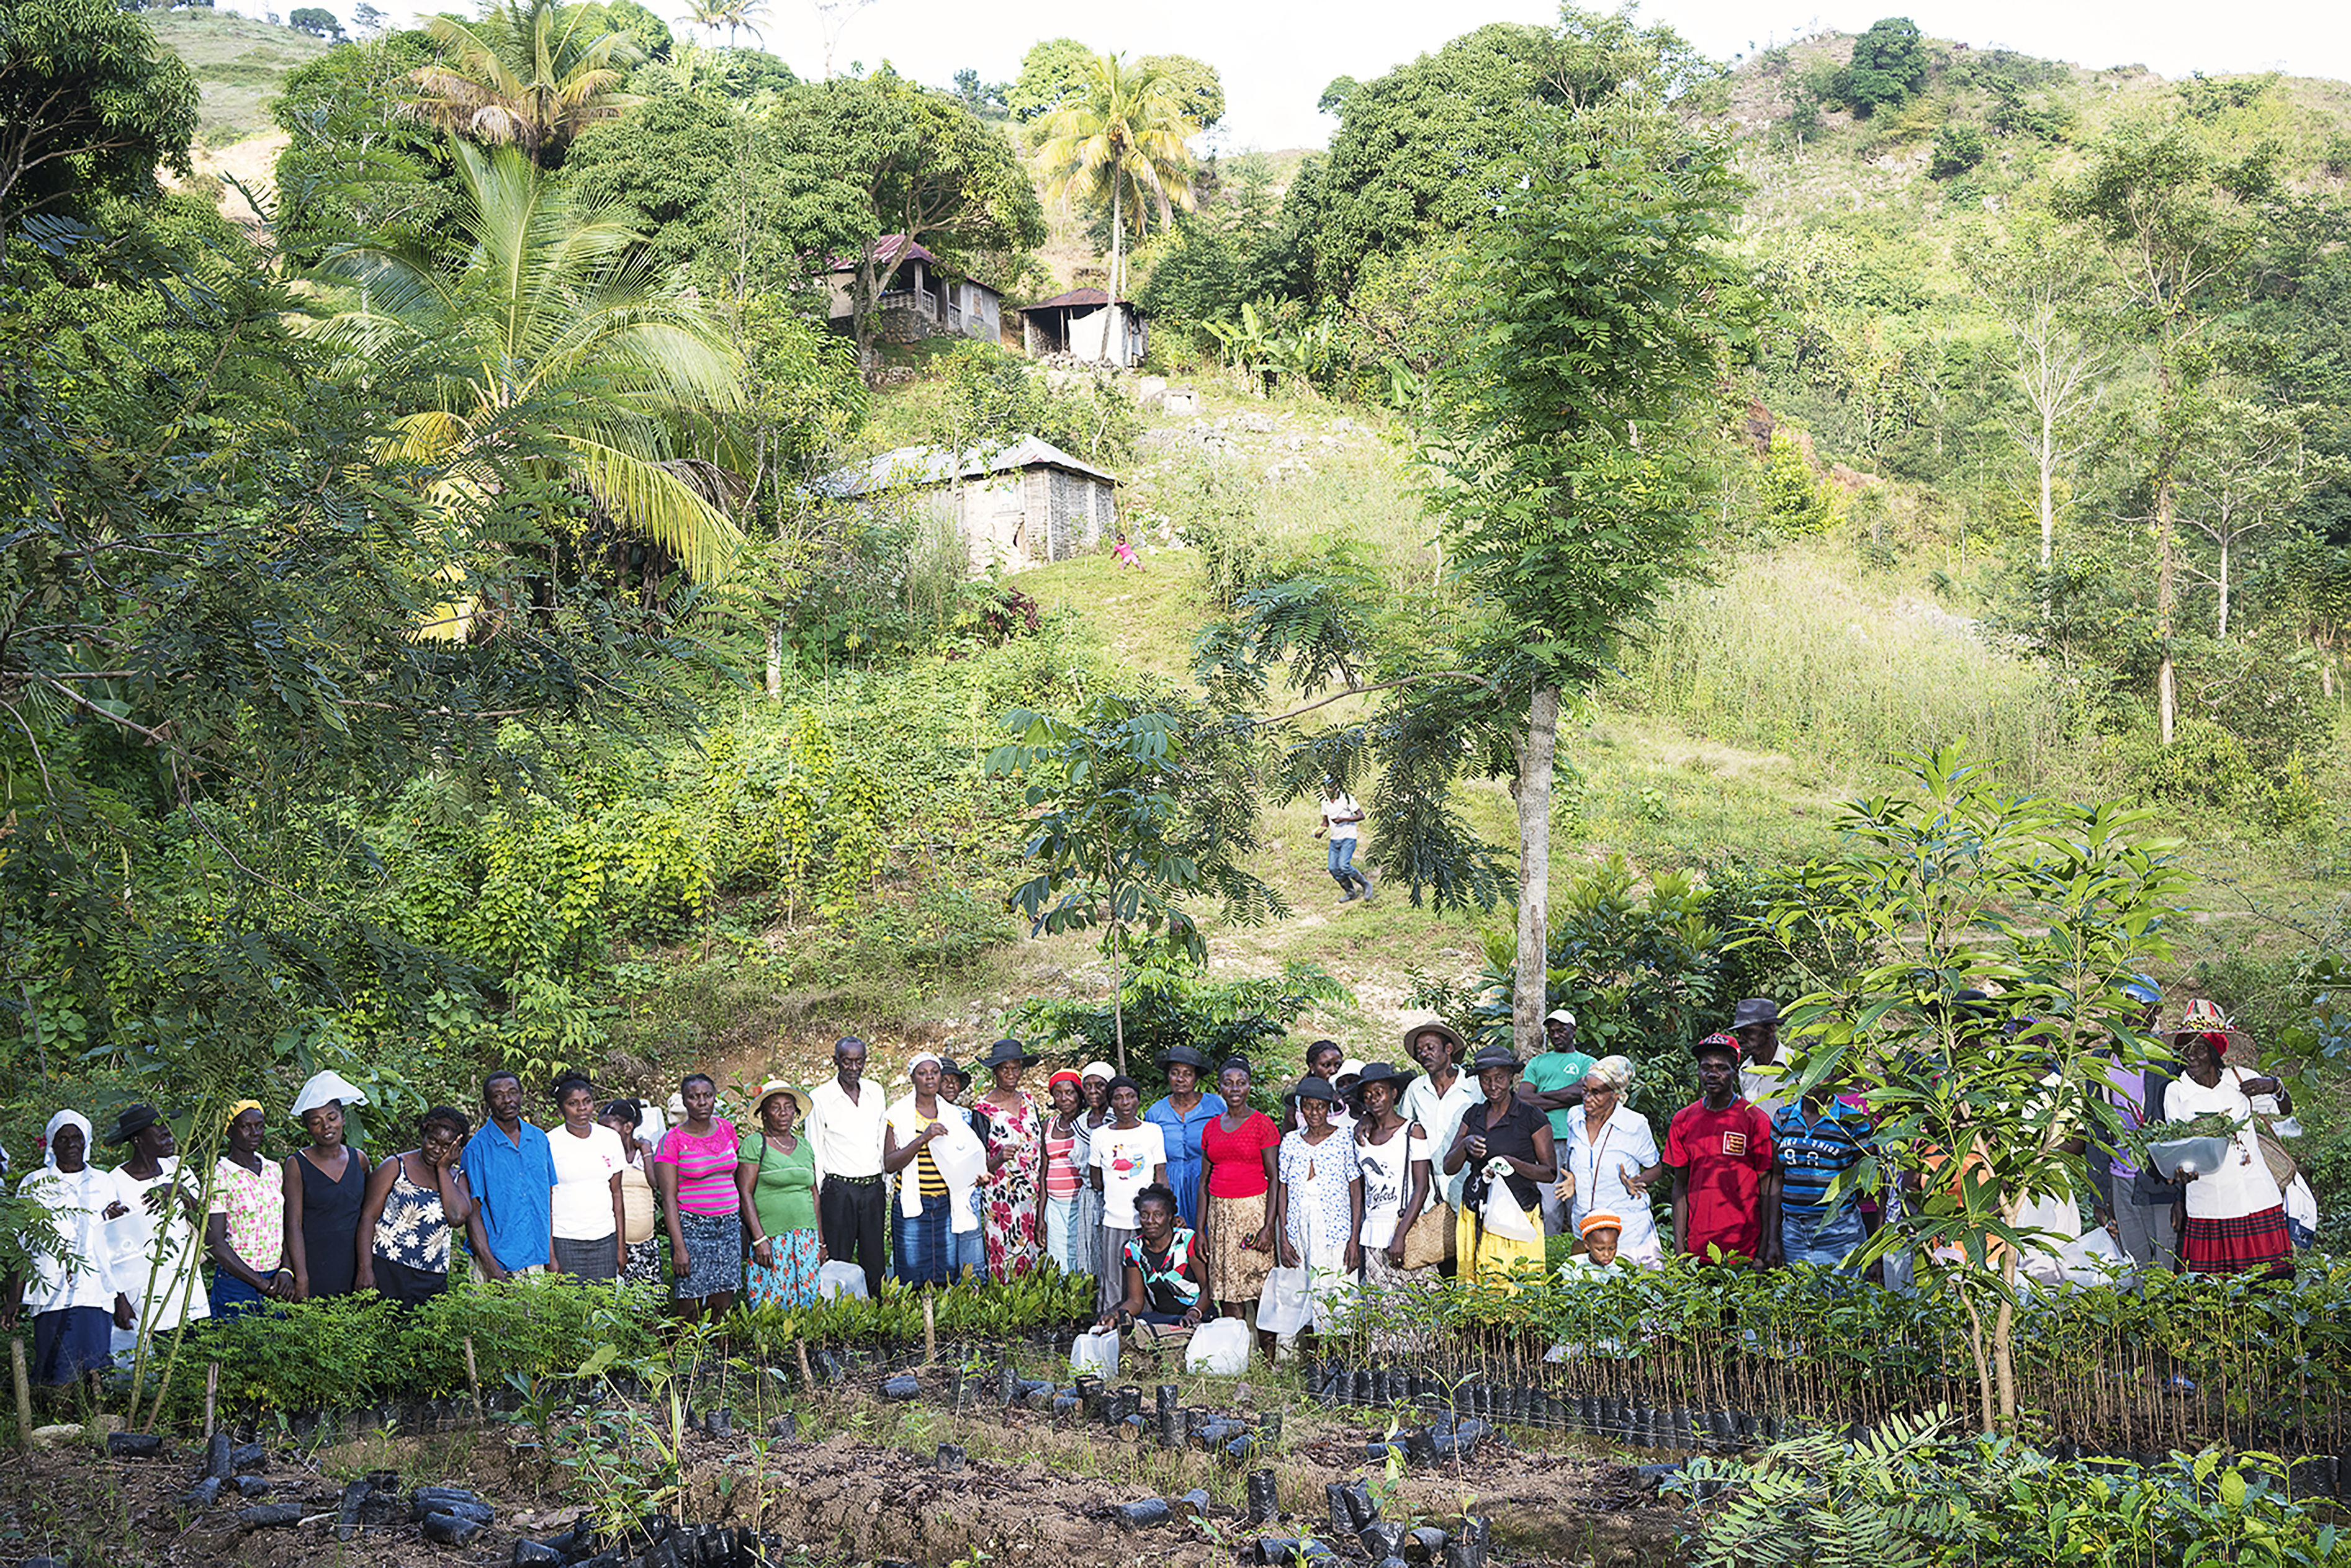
left=1457, top=1201, right=1545, bottom=1292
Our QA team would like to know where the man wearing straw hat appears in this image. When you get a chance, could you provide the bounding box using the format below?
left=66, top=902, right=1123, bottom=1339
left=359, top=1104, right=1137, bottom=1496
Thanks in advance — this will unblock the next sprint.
left=1397, top=1014, right=1481, bottom=1268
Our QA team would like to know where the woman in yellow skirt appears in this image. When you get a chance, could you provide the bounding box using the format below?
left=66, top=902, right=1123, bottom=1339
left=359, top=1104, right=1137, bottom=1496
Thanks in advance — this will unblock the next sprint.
left=1442, top=1044, right=1556, bottom=1290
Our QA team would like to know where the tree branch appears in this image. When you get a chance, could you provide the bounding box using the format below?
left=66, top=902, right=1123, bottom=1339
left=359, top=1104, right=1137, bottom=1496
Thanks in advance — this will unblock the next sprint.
left=1257, top=668, right=1497, bottom=726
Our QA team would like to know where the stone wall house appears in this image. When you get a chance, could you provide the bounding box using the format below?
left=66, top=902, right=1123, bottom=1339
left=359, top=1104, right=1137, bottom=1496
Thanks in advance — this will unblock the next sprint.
left=1020, top=288, right=1148, bottom=369
left=817, top=436, right=1119, bottom=575
left=825, top=235, right=1005, bottom=347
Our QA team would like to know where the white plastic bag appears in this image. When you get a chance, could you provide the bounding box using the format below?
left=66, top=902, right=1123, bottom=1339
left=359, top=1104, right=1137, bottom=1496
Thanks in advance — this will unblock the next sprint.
left=1481, top=1179, right=1541, bottom=1242
left=1184, top=1314, right=1251, bottom=1375
left=817, top=1260, right=869, bottom=1301
left=1069, top=1326, right=1120, bottom=1377
left=1256, top=1266, right=1314, bottom=1335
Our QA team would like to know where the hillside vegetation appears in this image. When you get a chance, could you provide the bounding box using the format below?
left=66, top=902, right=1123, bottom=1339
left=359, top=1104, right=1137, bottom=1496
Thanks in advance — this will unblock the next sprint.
left=12, top=3, right=2350, bottom=1247
left=148, top=8, right=329, bottom=143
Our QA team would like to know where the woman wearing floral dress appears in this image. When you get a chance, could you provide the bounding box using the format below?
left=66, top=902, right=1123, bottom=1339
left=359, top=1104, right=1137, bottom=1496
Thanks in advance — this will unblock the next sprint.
left=1270, top=1077, right=1363, bottom=1350
left=973, top=1039, right=1044, bottom=1279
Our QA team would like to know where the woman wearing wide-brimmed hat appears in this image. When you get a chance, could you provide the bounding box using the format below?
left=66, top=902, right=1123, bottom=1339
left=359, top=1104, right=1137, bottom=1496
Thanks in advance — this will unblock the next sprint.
left=974, top=1039, right=1045, bottom=1279
left=1146, top=1044, right=1228, bottom=1230
left=739, top=1082, right=822, bottom=1308
left=1442, top=1045, right=1555, bottom=1289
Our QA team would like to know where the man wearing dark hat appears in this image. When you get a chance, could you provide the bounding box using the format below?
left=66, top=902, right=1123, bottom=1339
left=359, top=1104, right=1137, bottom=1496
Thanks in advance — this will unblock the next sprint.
left=1519, top=1008, right=1597, bottom=1235
left=1731, top=999, right=1785, bottom=1115
left=1654, top=1033, right=1774, bottom=1266
left=104, top=1104, right=211, bottom=1342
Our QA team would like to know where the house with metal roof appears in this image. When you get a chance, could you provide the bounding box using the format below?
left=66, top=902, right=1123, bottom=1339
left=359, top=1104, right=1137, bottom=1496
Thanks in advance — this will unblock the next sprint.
left=819, top=436, right=1119, bottom=573
left=825, top=235, right=1005, bottom=346
left=1021, top=287, right=1148, bottom=368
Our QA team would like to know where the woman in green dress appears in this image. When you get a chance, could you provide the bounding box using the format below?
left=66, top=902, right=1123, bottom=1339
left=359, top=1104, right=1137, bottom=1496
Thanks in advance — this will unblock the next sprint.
left=737, top=1082, right=822, bottom=1308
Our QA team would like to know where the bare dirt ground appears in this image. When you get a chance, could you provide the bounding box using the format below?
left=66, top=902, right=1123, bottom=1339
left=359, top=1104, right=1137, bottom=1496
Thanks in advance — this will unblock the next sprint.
left=0, top=1387, right=1682, bottom=1568
left=164, top=131, right=287, bottom=245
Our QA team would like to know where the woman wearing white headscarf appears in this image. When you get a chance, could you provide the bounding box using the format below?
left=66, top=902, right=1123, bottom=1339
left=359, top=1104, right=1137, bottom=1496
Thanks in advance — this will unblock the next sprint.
left=2, top=1113, right=135, bottom=1385
left=1560, top=1056, right=1665, bottom=1266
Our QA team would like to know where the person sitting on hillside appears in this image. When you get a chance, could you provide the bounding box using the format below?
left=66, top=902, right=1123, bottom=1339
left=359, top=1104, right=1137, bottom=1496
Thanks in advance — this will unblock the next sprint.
left=1096, top=1182, right=1207, bottom=1359
left=1653, top=1033, right=1774, bottom=1267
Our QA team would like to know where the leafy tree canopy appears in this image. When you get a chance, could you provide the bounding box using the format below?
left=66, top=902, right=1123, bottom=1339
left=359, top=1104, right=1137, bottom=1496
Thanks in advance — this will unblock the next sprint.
left=1846, top=16, right=1928, bottom=114
left=1007, top=35, right=1089, bottom=122
left=575, top=0, right=671, bottom=63
left=1308, top=7, right=1718, bottom=303
left=288, top=6, right=344, bottom=39
left=1133, top=53, right=1223, bottom=132
left=0, top=0, right=199, bottom=220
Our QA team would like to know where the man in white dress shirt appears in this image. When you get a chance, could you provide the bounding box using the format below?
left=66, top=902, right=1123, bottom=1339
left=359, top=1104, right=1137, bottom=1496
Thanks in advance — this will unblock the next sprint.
left=807, top=1036, right=889, bottom=1296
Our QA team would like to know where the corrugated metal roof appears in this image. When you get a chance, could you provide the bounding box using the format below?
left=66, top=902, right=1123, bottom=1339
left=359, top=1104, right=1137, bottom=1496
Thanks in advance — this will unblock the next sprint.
left=1027, top=287, right=1141, bottom=311
left=817, top=436, right=1118, bottom=496
left=824, top=233, right=940, bottom=274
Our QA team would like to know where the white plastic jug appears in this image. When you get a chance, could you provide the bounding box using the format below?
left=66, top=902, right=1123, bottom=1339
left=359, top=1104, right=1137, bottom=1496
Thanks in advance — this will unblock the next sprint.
left=817, top=1260, right=870, bottom=1301
left=1183, top=1314, right=1250, bottom=1376
left=1069, top=1326, right=1120, bottom=1378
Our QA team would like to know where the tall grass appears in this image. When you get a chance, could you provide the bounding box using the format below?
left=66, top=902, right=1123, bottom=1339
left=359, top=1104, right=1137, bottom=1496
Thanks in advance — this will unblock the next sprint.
left=1612, top=548, right=2074, bottom=782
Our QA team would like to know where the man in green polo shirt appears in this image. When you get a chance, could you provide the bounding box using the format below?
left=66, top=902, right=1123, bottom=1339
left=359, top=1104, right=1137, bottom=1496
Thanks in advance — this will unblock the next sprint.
left=1519, top=1008, right=1598, bottom=1236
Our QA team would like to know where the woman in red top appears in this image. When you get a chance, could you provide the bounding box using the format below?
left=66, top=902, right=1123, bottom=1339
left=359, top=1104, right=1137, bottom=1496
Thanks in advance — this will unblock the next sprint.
left=1197, top=1057, right=1280, bottom=1347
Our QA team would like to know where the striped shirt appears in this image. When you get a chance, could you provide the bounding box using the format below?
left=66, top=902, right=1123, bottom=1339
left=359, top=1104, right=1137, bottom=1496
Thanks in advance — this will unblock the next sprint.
left=1769, top=1100, right=1873, bottom=1216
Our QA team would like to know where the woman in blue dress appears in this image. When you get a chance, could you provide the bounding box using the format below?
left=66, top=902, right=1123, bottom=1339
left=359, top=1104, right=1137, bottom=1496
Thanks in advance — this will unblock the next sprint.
left=1144, top=1045, right=1226, bottom=1229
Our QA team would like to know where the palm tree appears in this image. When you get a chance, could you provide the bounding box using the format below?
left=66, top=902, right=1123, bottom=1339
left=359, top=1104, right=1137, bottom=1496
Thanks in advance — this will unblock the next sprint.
left=686, top=0, right=769, bottom=50
left=411, top=0, right=644, bottom=168
left=307, top=139, right=744, bottom=631
left=1034, top=53, right=1198, bottom=364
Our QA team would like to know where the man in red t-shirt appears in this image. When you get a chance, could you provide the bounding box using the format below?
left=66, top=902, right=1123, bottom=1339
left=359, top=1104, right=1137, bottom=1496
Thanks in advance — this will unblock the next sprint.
left=1663, top=1032, right=1776, bottom=1265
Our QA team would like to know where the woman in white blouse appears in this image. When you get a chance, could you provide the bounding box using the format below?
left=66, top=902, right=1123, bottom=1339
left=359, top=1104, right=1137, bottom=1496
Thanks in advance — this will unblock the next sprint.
left=1558, top=1055, right=1663, bottom=1266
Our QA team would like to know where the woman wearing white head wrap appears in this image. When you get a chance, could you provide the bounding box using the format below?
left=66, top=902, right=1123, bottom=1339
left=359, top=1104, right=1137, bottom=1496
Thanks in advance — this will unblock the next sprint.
left=5, top=1112, right=134, bottom=1385
left=1559, top=1057, right=1664, bottom=1266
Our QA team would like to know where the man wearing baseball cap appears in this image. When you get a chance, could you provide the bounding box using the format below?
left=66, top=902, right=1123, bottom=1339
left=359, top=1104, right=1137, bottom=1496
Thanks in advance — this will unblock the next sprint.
left=1647, top=1032, right=1775, bottom=1266
left=1519, top=1008, right=1597, bottom=1236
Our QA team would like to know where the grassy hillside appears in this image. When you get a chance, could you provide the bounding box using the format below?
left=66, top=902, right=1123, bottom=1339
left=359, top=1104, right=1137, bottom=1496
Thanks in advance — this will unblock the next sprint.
left=148, top=9, right=329, bottom=145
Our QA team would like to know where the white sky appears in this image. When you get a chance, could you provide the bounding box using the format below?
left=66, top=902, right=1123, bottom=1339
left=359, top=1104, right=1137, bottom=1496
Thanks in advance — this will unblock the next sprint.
left=294, top=0, right=2347, bottom=150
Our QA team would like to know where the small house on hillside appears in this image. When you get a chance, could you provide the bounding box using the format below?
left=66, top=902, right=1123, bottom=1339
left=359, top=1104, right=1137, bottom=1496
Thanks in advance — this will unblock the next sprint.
left=826, top=235, right=1004, bottom=346
left=818, top=436, right=1118, bottom=574
left=1022, top=287, right=1147, bottom=368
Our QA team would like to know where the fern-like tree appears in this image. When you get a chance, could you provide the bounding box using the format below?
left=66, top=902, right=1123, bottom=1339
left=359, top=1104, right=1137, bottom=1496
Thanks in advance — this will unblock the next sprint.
left=307, top=139, right=744, bottom=616
left=987, top=690, right=1282, bottom=1070
left=1761, top=745, right=2195, bottom=1431
left=1034, top=52, right=1198, bottom=361
left=411, top=0, right=644, bottom=168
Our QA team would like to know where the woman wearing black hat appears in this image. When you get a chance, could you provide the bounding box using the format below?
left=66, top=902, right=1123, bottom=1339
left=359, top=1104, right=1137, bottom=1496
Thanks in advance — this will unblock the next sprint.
left=974, top=1039, right=1045, bottom=1280
left=1442, top=1046, right=1555, bottom=1289
left=1146, top=1044, right=1227, bottom=1230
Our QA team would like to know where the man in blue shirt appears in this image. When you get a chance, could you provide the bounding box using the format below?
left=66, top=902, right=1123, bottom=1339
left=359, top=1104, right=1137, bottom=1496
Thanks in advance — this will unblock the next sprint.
left=461, top=1070, right=555, bottom=1281
left=1766, top=1077, right=1874, bottom=1270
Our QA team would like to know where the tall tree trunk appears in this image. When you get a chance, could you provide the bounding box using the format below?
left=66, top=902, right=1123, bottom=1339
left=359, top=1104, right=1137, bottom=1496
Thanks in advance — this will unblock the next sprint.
left=2156, top=362, right=2178, bottom=745
left=1511, top=684, right=1560, bottom=1057
left=766, top=621, right=783, bottom=700
left=2217, top=534, right=2231, bottom=640
left=2038, top=401, right=2056, bottom=571
left=1100, top=177, right=1123, bottom=366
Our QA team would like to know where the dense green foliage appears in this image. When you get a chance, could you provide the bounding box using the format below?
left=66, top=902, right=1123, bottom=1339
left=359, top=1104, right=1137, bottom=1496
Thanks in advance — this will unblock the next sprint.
left=0, top=0, right=199, bottom=218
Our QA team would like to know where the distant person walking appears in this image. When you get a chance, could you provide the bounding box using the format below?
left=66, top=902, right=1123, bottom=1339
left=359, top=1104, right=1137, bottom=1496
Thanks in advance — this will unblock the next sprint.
left=1316, top=781, right=1375, bottom=903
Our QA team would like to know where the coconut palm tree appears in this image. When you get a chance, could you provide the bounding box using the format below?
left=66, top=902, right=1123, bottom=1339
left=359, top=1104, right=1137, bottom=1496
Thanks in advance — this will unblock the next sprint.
left=307, top=139, right=744, bottom=630
left=685, top=0, right=769, bottom=50
left=1034, top=53, right=1198, bottom=364
left=411, top=0, right=644, bottom=168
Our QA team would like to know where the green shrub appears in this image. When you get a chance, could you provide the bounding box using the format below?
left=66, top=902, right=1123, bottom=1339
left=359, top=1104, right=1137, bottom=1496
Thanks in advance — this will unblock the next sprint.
left=1758, top=431, right=1838, bottom=536
left=1928, top=123, right=1986, bottom=179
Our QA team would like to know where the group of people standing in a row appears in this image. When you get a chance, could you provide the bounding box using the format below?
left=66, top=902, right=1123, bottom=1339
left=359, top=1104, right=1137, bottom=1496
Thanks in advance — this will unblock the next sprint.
left=4, top=981, right=2316, bottom=1389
